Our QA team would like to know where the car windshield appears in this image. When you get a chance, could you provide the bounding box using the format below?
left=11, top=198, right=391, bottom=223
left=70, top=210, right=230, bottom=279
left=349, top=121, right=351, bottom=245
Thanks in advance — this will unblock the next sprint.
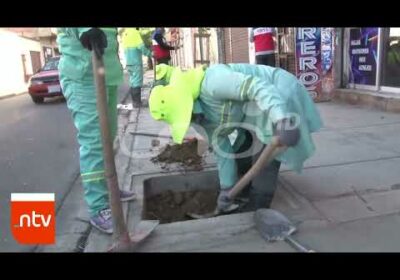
left=42, top=58, right=59, bottom=71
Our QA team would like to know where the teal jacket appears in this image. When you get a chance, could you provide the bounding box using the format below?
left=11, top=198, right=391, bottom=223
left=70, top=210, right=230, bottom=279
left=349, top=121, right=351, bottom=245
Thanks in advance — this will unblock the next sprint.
left=57, top=28, right=123, bottom=86
left=197, top=64, right=323, bottom=188
left=125, top=45, right=152, bottom=66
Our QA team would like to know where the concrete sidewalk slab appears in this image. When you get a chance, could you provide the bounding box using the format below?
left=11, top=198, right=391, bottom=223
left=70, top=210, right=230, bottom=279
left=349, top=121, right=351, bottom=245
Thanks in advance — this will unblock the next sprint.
left=281, top=157, right=400, bottom=200
left=278, top=102, right=400, bottom=172
left=271, top=182, right=323, bottom=223
left=361, top=189, right=400, bottom=216
left=317, top=102, right=400, bottom=131
left=301, top=129, right=400, bottom=169
left=135, top=212, right=296, bottom=252
left=312, top=195, right=375, bottom=223
left=296, top=213, right=400, bottom=252
left=342, top=123, right=400, bottom=154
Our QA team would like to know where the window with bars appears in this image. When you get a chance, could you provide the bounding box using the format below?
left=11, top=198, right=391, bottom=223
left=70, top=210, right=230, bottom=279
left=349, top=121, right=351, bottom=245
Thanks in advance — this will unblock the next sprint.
left=277, top=28, right=296, bottom=74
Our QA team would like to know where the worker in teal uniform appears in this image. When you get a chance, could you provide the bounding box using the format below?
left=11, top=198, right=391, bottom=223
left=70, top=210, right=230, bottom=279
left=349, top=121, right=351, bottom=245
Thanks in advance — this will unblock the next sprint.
left=149, top=63, right=322, bottom=212
left=120, top=28, right=152, bottom=107
left=57, top=28, right=136, bottom=234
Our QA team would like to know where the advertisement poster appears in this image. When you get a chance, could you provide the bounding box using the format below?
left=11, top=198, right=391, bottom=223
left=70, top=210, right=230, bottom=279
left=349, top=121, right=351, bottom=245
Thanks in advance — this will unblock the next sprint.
left=321, top=28, right=333, bottom=73
left=348, top=27, right=378, bottom=85
left=295, top=28, right=322, bottom=101
left=321, top=28, right=335, bottom=98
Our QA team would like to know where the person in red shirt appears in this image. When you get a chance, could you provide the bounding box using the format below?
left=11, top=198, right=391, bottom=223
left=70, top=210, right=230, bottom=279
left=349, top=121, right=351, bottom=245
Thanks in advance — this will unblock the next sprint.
left=250, top=27, right=277, bottom=66
left=152, top=28, right=179, bottom=65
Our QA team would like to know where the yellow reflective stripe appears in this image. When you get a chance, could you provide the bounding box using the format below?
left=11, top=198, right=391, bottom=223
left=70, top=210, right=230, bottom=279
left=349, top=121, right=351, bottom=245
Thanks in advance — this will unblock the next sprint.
left=82, top=177, right=105, bottom=183
left=81, top=170, right=105, bottom=182
left=248, top=79, right=256, bottom=96
left=240, top=77, right=254, bottom=100
left=227, top=101, right=232, bottom=123
left=220, top=102, right=231, bottom=125
left=220, top=103, right=226, bottom=125
left=81, top=170, right=104, bottom=176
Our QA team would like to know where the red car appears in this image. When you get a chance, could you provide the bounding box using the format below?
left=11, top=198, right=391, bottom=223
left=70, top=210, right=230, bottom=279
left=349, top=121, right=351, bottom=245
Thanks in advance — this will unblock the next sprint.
left=28, top=56, right=64, bottom=104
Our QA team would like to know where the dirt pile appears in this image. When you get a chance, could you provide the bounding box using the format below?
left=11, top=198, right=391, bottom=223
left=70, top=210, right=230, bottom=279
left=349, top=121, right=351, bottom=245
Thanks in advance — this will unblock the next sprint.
left=151, top=139, right=203, bottom=170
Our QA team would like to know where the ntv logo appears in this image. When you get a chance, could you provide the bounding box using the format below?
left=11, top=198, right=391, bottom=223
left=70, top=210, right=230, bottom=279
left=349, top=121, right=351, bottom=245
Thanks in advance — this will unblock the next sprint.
left=11, top=193, right=55, bottom=245
left=17, top=211, right=52, bottom=228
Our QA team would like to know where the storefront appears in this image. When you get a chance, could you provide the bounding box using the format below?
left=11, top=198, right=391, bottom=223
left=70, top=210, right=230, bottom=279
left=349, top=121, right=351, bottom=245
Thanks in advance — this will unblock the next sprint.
left=274, top=27, right=336, bottom=102
left=276, top=27, right=400, bottom=102
left=342, top=27, right=400, bottom=95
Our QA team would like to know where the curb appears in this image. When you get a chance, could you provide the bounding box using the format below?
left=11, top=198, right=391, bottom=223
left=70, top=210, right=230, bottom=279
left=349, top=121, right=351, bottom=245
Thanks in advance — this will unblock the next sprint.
left=333, top=89, right=400, bottom=113
left=0, top=92, right=28, bottom=101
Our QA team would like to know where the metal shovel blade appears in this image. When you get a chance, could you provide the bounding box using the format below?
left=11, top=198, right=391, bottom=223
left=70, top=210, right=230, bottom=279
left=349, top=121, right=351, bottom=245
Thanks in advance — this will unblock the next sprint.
left=186, top=204, right=240, bottom=219
left=254, top=209, right=316, bottom=252
left=130, top=220, right=159, bottom=243
left=254, top=209, right=297, bottom=242
left=107, top=220, right=159, bottom=252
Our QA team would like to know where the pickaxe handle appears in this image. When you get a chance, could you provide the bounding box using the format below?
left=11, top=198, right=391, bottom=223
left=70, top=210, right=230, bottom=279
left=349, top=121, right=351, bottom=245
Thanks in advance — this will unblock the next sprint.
left=228, top=136, right=285, bottom=200
left=92, top=52, right=131, bottom=248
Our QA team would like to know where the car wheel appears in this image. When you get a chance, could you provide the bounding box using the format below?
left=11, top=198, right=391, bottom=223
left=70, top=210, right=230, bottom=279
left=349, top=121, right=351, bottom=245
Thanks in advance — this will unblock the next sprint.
left=31, top=96, right=44, bottom=104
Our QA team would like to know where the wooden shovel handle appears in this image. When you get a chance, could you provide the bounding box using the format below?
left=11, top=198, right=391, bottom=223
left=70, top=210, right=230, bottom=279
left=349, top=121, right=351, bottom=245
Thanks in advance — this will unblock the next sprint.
left=228, top=136, right=283, bottom=200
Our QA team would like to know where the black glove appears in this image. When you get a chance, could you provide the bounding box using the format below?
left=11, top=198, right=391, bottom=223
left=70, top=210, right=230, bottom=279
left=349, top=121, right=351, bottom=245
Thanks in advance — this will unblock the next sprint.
left=80, top=28, right=108, bottom=59
left=273, top=118, right=300, bottom=147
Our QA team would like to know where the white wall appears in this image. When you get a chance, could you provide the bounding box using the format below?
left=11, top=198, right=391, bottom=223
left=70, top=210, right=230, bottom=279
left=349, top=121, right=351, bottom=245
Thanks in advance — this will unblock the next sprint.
left=181, top=28, right=194, bottom=69
left=0, top=30, right=42, bottom=96
left=209, top=28, right=219, bottom=64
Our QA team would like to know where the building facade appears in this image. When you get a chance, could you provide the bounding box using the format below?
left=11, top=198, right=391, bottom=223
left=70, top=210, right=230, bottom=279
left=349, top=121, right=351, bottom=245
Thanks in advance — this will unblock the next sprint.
left=0, top=28, right=58, bottom=97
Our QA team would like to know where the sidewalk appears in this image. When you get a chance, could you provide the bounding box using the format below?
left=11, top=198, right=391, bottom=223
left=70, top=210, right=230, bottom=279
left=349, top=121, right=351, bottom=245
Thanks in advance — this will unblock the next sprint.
left=84, top=81, right=400, bottom=252
left=0, top=92, right=27, bottom=100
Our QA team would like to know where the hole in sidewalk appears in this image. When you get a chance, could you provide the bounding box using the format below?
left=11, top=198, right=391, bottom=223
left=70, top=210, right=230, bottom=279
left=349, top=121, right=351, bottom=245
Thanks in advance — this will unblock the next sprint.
left=142, top=171, right=224, bottom=224
left=143, top=189, right=218, bottom=224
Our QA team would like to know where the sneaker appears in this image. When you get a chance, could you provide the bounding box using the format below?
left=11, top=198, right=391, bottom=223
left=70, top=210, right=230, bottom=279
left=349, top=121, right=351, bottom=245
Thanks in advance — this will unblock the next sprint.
left=120, top=189, right=137, bottom=202
left=90, top=208, right=113, bottom=234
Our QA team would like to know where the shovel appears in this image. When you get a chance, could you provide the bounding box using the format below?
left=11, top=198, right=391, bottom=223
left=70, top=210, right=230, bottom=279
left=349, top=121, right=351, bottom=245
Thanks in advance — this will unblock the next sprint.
left=254, top=209, right=315, bottom=253
left=92, top=51, right=158, bottom=251
left=187, top=136, right=285, bottom=219
left=186, top=204, right=240, bottom=219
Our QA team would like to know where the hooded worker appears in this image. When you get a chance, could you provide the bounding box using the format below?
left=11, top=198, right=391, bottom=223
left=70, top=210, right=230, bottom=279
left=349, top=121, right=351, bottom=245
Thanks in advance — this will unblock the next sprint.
left=120, top=28, right=152, bottom=107
left=139, top=28, right=155, bottom=70
left=149, top=63, right=322, bottom=212
left=154, top=63, right=205, bottom=120
left=57, top=28, right=136, bottom=234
